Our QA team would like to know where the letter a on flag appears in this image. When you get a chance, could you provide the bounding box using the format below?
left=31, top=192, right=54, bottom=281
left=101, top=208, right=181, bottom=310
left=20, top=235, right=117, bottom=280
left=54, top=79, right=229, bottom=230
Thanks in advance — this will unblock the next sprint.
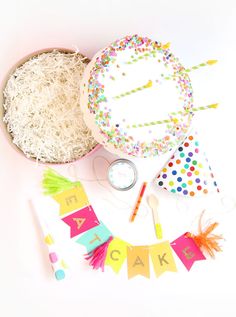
left=62, top=205, right=99, bottom=238
left=127, top=246, right=150, bottom=279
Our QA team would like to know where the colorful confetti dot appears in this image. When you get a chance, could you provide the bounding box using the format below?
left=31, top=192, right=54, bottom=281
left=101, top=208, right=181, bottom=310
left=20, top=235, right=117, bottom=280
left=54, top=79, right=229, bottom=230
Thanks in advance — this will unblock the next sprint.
left=55, top=269, right=65, bottom=280
left=49, top=252, right=58, bottom=263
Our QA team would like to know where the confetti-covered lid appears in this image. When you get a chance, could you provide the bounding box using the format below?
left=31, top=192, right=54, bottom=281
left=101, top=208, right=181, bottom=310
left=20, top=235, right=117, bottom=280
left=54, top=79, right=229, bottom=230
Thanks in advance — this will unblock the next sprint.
left=80, top=35, right=194, bottom=158
left=155, top=130, right=219, bottom=197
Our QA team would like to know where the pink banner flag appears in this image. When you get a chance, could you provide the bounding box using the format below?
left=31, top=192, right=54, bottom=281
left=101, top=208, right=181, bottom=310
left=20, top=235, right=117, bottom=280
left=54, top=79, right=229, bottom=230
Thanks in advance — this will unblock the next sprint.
left=171, top=233, right=206, bottom=271
left=62, top=205, right=99, bottom=238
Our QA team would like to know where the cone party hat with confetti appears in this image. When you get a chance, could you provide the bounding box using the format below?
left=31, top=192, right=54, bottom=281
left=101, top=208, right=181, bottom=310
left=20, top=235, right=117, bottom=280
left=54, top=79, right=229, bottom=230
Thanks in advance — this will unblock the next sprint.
left=155, top=131, right=219, bottom=197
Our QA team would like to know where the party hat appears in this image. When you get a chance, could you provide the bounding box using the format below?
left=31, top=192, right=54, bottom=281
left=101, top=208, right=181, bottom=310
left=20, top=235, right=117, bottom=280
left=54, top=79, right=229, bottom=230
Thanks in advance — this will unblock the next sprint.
left=155, top=131, right=219, bottom=197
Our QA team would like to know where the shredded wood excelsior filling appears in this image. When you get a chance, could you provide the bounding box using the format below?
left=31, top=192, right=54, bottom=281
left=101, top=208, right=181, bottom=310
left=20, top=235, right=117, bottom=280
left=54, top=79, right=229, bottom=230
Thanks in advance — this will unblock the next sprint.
left=3, top=50, right=98, bottom=163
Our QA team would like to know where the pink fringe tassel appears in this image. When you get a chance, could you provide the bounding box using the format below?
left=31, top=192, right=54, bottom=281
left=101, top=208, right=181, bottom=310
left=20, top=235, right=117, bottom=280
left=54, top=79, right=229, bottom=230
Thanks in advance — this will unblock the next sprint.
left=85, top=236, right=113, bottom=271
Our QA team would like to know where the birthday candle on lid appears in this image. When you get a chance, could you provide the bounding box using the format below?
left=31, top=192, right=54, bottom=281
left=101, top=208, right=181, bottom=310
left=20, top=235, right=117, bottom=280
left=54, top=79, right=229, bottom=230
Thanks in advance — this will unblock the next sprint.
left=127, top=103, right=219, bottom=128
left=114, top=59, right=218, bottom=99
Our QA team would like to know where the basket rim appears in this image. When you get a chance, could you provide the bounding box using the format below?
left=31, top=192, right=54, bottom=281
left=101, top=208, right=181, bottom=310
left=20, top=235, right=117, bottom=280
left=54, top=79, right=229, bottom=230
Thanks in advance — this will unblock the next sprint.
left=0, top=47, right=100, bottom=165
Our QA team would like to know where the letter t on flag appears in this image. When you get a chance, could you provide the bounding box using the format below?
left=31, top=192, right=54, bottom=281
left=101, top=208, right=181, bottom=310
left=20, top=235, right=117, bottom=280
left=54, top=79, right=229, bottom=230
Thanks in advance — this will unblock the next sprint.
left=127, top=246, right=150, bottom=279
left=76, top=222, right=112, bottom=253
left=171, top=233, right=206, bottom=271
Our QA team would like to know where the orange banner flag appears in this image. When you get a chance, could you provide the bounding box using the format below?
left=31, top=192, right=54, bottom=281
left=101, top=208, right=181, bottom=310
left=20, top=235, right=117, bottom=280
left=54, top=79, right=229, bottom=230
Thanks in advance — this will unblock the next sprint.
left=127, top=246, right=150, bottom=279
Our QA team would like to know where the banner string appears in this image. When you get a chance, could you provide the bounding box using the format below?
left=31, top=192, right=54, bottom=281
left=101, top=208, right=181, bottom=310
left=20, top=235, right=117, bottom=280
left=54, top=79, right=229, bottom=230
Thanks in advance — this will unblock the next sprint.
left=67, top=156, right=149, bottom=218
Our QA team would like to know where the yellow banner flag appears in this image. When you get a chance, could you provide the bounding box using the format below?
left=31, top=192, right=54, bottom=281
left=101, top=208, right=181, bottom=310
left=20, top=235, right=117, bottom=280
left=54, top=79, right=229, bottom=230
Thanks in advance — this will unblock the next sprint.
left=53, top=186, right=89, bottom=216
left=149, top=241, right=177, bottom=277
left=105, top=237, right=130, bottom=273
left=127, top=246, right=150, bottom=279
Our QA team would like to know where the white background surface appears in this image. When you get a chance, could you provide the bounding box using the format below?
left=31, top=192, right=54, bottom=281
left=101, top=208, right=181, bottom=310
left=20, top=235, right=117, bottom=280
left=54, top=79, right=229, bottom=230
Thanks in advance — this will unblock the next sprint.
left=1, top=1, right=236, bottom=316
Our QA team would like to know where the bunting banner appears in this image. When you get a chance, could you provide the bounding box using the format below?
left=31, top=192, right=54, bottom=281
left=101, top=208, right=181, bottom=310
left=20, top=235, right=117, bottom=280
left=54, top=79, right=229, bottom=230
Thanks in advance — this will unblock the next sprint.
left=62, top=205, right=99, bottom=238
left=149, top=241, right=177, bottom=277
left=171, top=233, right=206, bottom=271
left=41, top=168, right=223, bottom=280
left=53, top=186, right=89, bottom=216
left=105, top=237, right=130, bottom=273
left=76, top=222, right=112, bottom=253
left=127, top=246, right=150, bottom=279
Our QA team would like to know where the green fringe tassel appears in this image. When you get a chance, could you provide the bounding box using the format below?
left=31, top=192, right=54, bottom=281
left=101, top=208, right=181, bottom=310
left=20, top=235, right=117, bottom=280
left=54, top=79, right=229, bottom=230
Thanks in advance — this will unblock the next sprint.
left=42, top=168, right=81, bottom=195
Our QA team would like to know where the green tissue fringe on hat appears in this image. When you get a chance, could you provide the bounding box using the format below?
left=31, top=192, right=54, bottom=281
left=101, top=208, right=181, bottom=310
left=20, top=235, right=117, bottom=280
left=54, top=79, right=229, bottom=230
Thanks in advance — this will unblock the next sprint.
left=42, top=168, right=81, bottom=195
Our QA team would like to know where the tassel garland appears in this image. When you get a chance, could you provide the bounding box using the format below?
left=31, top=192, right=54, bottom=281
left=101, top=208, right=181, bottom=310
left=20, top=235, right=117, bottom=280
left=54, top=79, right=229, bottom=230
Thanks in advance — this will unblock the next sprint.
left=186, top=211, right=223, bottom=258
left=85, top=236, right=113, bottom=271
left=42, top=168, right=81, bottom=195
